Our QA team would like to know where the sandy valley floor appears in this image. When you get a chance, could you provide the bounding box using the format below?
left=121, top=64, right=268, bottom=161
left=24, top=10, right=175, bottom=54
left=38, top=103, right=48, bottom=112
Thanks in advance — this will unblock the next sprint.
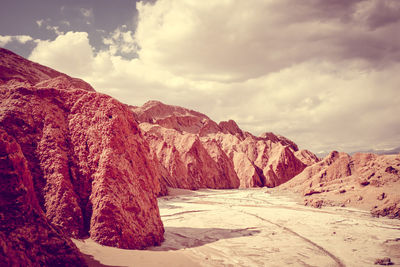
left=74, top=188, right=400, bottom=267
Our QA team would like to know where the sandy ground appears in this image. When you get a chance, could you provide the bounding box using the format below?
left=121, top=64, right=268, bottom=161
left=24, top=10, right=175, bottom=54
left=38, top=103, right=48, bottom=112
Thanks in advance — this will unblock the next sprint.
left=74, top=188, right=400, bottom=267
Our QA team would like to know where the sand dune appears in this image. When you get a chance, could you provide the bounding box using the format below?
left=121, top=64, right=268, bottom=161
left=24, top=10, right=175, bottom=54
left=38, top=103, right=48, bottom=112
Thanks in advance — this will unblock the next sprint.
left=74, top=188, right=400, bottom=266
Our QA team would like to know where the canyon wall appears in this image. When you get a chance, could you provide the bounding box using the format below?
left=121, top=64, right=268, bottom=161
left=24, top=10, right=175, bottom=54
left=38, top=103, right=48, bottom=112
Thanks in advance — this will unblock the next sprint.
left=132, top=100, right=319, bottom=190
left=0, top=48, right=165, bottom=265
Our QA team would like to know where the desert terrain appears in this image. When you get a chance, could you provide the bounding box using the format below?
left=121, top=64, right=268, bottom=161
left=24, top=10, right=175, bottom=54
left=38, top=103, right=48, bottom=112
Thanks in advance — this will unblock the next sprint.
left=75, top=188, right=400, bottom=267
left=1, top=48, right=399, bottom=266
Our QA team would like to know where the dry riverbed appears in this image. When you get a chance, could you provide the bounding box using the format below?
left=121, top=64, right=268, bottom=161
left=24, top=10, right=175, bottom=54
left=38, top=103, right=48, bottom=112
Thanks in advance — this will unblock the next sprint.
left=74, top=188, right=400, bottom=267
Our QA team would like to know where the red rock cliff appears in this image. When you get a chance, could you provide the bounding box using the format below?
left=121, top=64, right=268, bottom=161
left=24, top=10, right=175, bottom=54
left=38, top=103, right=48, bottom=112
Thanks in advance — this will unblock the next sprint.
left=131, top=100, right=319, bottom=189
left=0, top=129, right=87, bottom=266
left=0, top=48, right=165, bottom=261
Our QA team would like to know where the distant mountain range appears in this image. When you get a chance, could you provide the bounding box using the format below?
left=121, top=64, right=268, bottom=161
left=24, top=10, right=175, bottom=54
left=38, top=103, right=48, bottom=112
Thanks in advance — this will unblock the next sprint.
left=351, top=146, right=400, bottom=156
left=316, top=146, right=400, bottom=158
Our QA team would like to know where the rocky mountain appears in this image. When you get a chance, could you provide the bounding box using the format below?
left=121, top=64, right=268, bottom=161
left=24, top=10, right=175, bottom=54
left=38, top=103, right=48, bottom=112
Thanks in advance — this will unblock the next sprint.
left=2, top=47, right=318, bottom=265
left=0, top=48, right=165, bottom=264
left=0, top=48, right=94, bottom=92
left=131, top=100, right=319, bottom=189
left=5, top=45, right=397, bottom=265
left=351, top=146, right=400, bottom=156
left=279, top=151, right=400, bottom=218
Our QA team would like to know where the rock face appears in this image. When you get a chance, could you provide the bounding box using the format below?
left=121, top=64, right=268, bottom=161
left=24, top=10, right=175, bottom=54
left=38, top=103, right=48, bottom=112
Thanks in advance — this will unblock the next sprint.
left=139, top=123, right=240, bottom=189
left=280, top=151, right=400, bottom=218
left=0, top=129, right=87, bottom=266
left=0, top=47, right=164, bottom=261
left=132, top=100, right=319, bottom=189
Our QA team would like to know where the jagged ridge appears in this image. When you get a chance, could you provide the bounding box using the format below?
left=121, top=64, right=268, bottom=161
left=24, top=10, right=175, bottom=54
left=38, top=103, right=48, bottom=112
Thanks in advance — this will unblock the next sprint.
left=131, top=100, right=319, bottom=189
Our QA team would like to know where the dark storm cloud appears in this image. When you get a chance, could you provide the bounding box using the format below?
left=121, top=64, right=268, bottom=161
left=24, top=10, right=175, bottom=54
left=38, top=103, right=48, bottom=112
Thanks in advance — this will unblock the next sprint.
left=268, top=0, right=365, bottom=25
left=130, top=0, right=400, bottom=84
left=271, top=0, right=400, bottom=67
left=310, top=0, right=366, bottom=18
left=365, top=1, right=400, bottom=29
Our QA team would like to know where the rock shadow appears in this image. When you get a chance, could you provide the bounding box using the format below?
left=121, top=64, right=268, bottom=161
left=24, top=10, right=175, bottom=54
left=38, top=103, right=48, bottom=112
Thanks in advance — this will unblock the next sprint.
left=81, top=253, right=124, bottom=267
left=150, top=227, right=261, bottom=251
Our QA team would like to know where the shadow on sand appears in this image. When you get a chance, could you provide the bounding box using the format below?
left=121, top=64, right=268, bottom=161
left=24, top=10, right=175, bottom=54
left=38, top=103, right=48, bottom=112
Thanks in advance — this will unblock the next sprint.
left=81, top=252, right=125, bottom=267
left=150, top=226, right=261, bottom=251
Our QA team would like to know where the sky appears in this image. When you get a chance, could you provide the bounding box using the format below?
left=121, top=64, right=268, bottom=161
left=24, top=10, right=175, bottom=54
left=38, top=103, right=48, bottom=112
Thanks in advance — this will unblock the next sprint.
left=1, top=0, right=400, bottom=155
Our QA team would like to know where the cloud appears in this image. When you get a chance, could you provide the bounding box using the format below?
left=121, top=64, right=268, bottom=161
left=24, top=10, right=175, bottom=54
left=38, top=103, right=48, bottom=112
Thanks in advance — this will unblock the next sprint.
left=102, top=25, right=138, bottom=57
left=0, top=35, right=34, bottom=46
left=36, top=19, right=45, bottom=28
left=357, top=0, right=400, bottom=29
left=80, top=8, right=93, bottom=18
left=135, top=0, right=400, bottom=82
left=218, top=62, right=400, bottom=154
left=60, top=20, right=71, bottom=27
left=80, top=7, right=94, bottom=25
left=0, top=35, right=12, bottom=46
left=29, top=32, right=93, bottom=77
left=35, top=18, right=68, bottom=35
left=45, top=25, right=64, bottom=35
left=27, top=0, right=400, bottom=154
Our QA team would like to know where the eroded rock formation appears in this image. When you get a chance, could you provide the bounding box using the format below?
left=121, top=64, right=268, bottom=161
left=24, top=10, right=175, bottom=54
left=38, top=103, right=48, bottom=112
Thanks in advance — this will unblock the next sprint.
left=132, top=100, right=319, bottom=189
left=0, top=47, right=165, bottom=263
left=280, top=151, right=400, bottom=218
left=0, top=129, right=87, bottom=266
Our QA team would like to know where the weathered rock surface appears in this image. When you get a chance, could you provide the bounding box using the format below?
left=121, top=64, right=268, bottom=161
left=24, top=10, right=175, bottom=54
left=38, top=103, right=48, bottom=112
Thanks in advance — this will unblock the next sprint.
left=132, top=100, right=319, bottom=189
left=140, top=123, right=240, bottom=189
left=0, top=47, right=165, bottom=261
left=280, top=151, right=400, bottom=218
left=0, top=129, right=87, bottom=266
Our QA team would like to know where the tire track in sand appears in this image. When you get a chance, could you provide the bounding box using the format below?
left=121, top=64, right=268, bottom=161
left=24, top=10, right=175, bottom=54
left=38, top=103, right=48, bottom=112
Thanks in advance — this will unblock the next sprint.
left=239, top=210, right=346, bottom=267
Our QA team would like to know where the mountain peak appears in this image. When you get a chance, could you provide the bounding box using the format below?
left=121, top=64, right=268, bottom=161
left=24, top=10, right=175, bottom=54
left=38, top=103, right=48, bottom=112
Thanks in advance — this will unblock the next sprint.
left=0, top=47, right=94, bottom=91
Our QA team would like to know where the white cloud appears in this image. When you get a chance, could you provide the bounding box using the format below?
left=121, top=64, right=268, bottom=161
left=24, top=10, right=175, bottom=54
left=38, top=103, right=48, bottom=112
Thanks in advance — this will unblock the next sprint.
left=35, top=19, right=67, bottom=35
left=27, top=0, right=400, bottom=154
left=0, top=35, right=12, bottom=46
left=0, top=35, right=33, bottom=46
left=16, top=35, right=33, bottom=43
left=29, top=32, right=94, bottom=77
left=45, top=25, right=63, bottom=35
left=102, top=27, right=138, bottom=56
left=208, top=61, right=400, bottom=153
